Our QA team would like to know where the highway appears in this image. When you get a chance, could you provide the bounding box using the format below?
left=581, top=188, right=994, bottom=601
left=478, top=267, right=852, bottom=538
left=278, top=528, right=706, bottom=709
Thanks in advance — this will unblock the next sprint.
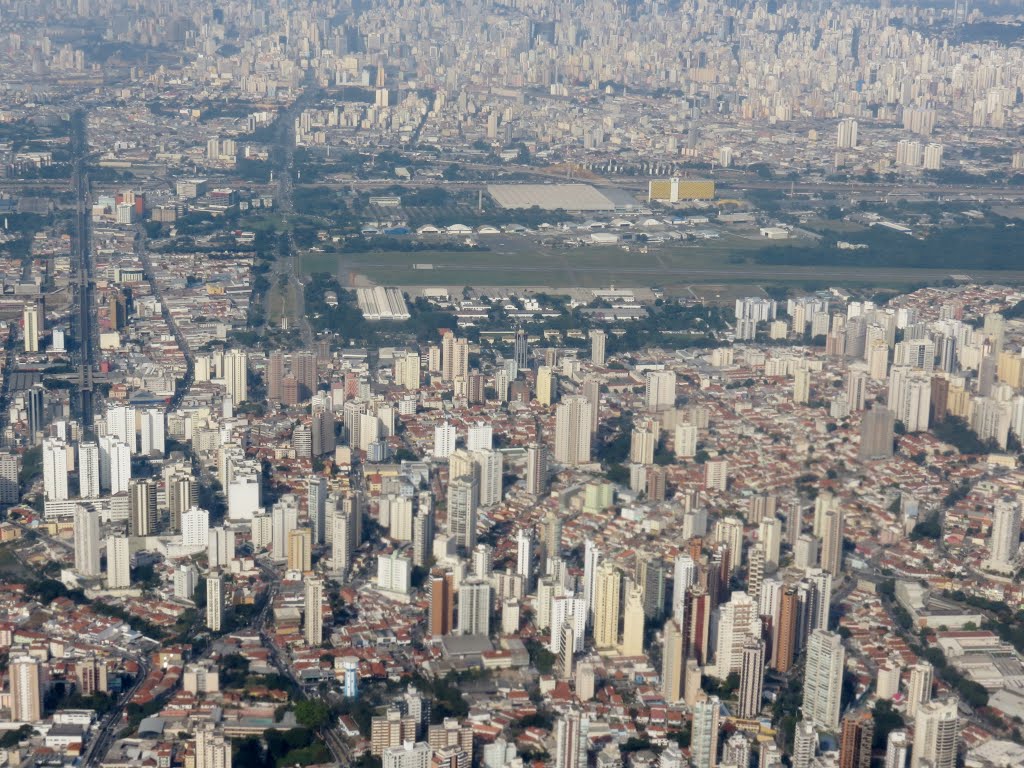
left=81, top=654, right=152, bottom=768
left=134, top=224, right=195, bottom=412
left=264, top=76, right=318, bottom=349
left=70, top=109, right=96, bottom=427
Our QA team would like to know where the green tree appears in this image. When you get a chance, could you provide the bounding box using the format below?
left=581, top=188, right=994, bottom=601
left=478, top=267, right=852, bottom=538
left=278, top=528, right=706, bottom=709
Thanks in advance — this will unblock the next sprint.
left=294, top=700, right=331, bottom=730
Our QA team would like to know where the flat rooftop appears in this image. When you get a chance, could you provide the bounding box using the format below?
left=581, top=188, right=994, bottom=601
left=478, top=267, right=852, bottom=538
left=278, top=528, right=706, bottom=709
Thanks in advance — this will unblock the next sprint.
left=488, top=183, right=622, bottom=211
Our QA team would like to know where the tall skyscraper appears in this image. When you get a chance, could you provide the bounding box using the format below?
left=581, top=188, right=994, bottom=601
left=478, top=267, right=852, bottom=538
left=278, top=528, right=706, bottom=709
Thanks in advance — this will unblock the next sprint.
left=987, top=498, right=1022, bottom=571
left=794, top=366, right=811, bottom=404
left=109, top=440, right=132, bottom=494
left=820, top=505, right=845, bottom=577
left=593, top=562, right=622, bottom=650
left=22, top=301, right=42, bottom=353
left=307, top=476, right=327, bottom=546
left=74, top=506, right=101, bottom=576
left=428, top=569, right=455, bottom=639
left=859, top=404, right=895, bottom=460
left=661, top=619, right=685, bottom=703
left=691, top=696, right=720, bottom=768
left=590, top=330, right=606, bottom=366
left=722, top=734, right=751, bottom=768
left=514, top=328, right=529, bottom=371
left=9, top=656, right=42, bottom=722
left=907, top=661, right=934, bottom=718
left=526, top=443, right=548, bottom=497
left=582, top=375, right=601, bottom=433
left=839, top=711, right=874, bottom=768
left=737, top=639, right=765, bottom=719
left=457, top=578, right=491, bottom=636
left=0, top=452, right=20, bottom=505
left=772, top=586, right=799, bottom=672
left=287, top=527, right=313, bottom=572
left=106, top=535, right=130, bottom=589
left=140, top=408, right=165, bottom=456
left=206, top=573, right=225, bottom=631
left=644, top=370, right=676, bottom=411
left=304, top=578, right=323, bottom=646
left=78, top=441, right=100, bottom=498
left=911, top=698, right=959, bottom=768
left=448, top=474, right=479, bottom=551
left=885, top=730, right=910, bottom=768
left=553, top=710, right=588, bottom=768
left=224, top=350, right=248, bottom=404
left=802, top=629, right=845, bottom=730
left=637, top=555, right=665, bottom=620
left=195, top=724, right=233, bottom=768
left=793, top=720, right=818, bottom=768
left=554, top=396, right=592, bottom=466
left=536, top=365, right=556, bottom=406
left=515, top=528, right=533, bottom=588
left=43, top=437, right=69, bottom=501
left=268, top=350, right=284, bottom=402
left=129, top=478, right=157, bottom=536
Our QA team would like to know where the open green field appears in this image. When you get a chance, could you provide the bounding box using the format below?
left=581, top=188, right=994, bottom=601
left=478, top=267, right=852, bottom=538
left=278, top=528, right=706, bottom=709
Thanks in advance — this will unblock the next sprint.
left=299, top=233, right=1024, bottom=293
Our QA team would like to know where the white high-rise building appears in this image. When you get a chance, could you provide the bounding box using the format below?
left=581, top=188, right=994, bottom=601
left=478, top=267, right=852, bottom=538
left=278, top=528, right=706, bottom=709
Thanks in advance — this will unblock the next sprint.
left=140, top=408, right=166, bottom=456
left=466, top=422, right=493, bottom=451
left=109, top=440, right=132, bottom=494
left=78, top=441, right=100, bottom=498
left=911, top=698, right=959, bottom=768
left=74, top=506, right=101, bottom=576
left=675, top=424, right=698, bottom=458
left=515, top=528, right=533, bottom=585
left=709, top=591, right=761, bottom=679
left=885, top=730, right=910, bottom=768
left=549, top=596, right=586, bottom=655
left=802, top=629, right=845, bottom=730
left=224, top=350, right=248, bottom=403
left=907, top=661, right=934, bottom=718
left=554, top=396, right=592, bottom=466
left=448, top=474, right=479, bottom=551
left=691, top=696, right=720, bottom=768
left=457, top=578, right=491, bottom=636
left=182, top=506, right=211, bottom=548
left=793, top=720, right=818, bottom=768
left=377, top=552, right=412, bottom=595
left=271, top=496, right=299, bottom=560
left=672, top=553, right=697, bottom=625
left=106, top=535, right=130, bottom=589
left=837, top=117, right=858, bottom=148
left=105, top=404, right=135, bottom=449
left=383, top=742, right=432, bottom=768
left=645, top=370, right=677, bottom=411
left=22, top=302, right=41, bottom=353
left=987, top=498, right=1022, bottom=570
left=206, top=573, right=225, bottom=631
left=582, top=539, right=601, bottom=621
left=474, top=449, right=503, bottom=507
left=434, top=423, right=457, bottom=459
left=208, top=527, right=235, bottom=569
left=43, top=438, right=69, bottom=501
left=923, top=142, right=944, bottom=171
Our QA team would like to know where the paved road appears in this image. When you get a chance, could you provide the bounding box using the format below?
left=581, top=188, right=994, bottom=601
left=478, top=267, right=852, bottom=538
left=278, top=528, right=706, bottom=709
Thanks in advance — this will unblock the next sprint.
left=340, top=259, right=1024, bottom=285
left=82, top=654, right=152, bottom=767
left=266, top=79, right=316, bottom=349
left=70, top=110, right=96, bottom=427
left=134, top=224, right=195, bottom=412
